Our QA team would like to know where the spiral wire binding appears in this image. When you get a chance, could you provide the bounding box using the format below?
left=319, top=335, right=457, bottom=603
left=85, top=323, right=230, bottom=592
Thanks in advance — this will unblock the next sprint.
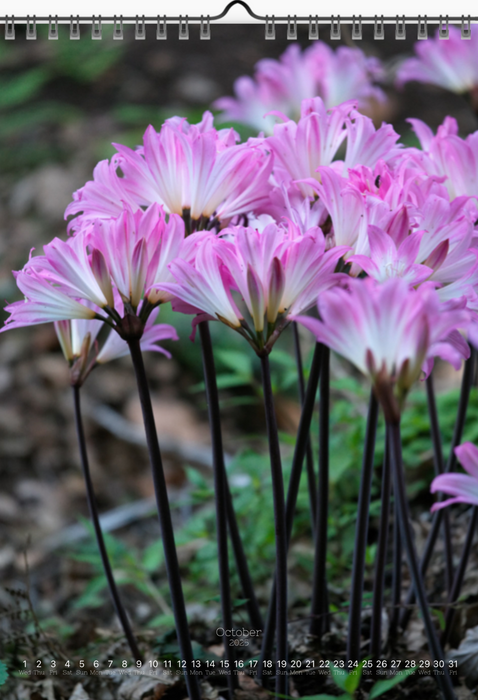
left=113, top=16, right=123, bottom=40
left=157, top=16, right=167, bottom=40
left=5, top=16, right=14, bottom=39
left=2, top=3, right=478, bottom=41
left=374, top=16, right=384, bottom=39
left=330, top=17, right=341, bottom=39
left=135, top=16, right=146, bottom=39
left=308, top=16, right=318, bottom=40
left=439, top=16, right=449, bottom=38
left=418, top=16, right=428, bottom=39
left=395, top=16, right=406, bottom=39
left=179, top=15, right=189, bottom=40
left=48, top=16, right=58, bottom=39
left=70, top=16, right=80, bottom=39
left=92, top=16, right=102, bottom=40
left=200, top=16, right=210, bottom=40
left=26, top=16, right=36, bottom=39
left=265, top=16, right=275, bottom=40
left=352, top=16, right=362, bottom=40
left=287, top=16, right=297, bottom=40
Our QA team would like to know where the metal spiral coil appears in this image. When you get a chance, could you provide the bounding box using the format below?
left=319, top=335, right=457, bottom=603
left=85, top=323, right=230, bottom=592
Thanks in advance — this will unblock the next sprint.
left=0, top=12, right=476, bottom=41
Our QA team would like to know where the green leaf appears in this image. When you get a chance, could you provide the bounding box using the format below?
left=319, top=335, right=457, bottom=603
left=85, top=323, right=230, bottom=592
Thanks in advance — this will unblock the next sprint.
left=0, top=68, right=50, bottom=108
left=189, top=373, right=250, bottom=393
left=266, top=692, right=347, bottom=700
left=431, top=607, right=446, bottom=631
left=329, top=659, right=368, bottom=695
left=0, top=660, right=9, bottom=685
left=216, top=349, right=253, bottom=378
left=368, top=667, right=417, bottom=698
left=329, top=665, right=349, bottom=692
left=303, top=696, right=349, bottom=700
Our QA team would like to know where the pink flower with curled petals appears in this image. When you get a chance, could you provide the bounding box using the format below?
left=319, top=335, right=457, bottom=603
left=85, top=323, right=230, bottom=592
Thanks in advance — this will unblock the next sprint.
left=431, top=442, right=478, bottom=510
left=265, top=98, right=355, bottom=198
left=293, top=277, right=470, bottom=419
left=342, top=111, right=402, bottom=174
left=161, top=222, right=347, bottom=353
left=408, top=117, right=478, bottom=202
left=55, top=314, right=103, bottom=363
left=87, top=204, right=187, bottom=309
left=2, top=268, right=97, bottom=331
left=214, top=42, right=385, bottom=135
left=3, top=205, right=185, bottom=354
left=397, top=26, right=478, bottom=95
left=259, top=182, right=329, bottom=235
left=67, top=113, right=272, bottom=232
left=309, top=167, right=391, bottom=256
left=65, top=158, right=139, bottom=229
left=348, top=226, right=432, bottom=285
left=160, top=236, right=244, bottom=331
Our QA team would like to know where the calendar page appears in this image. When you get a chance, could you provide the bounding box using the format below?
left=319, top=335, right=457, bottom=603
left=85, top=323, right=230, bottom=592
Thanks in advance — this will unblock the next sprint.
left=0, top=11, right=477, bottom=700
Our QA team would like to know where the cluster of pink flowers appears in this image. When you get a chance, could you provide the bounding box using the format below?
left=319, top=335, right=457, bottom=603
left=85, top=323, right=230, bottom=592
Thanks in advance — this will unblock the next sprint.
left=5, top=38, right=478, bottom=512
left=397, top=26, right=478, bottom=96
left=213, top=42, right=385, bottom=134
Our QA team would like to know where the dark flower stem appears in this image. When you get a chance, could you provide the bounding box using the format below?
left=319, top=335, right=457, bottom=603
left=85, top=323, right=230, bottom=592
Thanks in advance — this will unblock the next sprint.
left=258, top=342, right=323, bottom=687
left=426, top=373, right=454, bottom=593
left=346, top=391, right=379, bottom=664
left=310, top=346, right=331, bottom=638
left=441, top=506, right=478, bottom=648
left=198, top=321, right=238, bottom=696
left=72, top=386, right=142, bottom=663
left=127, top=339, right=201, bottom=700
left=292, top=322, right=317, bottom=532
left=388, top=421, right=456, bottom=700
left=400, top=347, right=476, bottom=631
left=224, top=477, right=263, bottom=631
left=260, top=354, right=289, bottom=699
left=369, top=425, right=392, bottom=668
left=389, top=501, right=402, bottom=641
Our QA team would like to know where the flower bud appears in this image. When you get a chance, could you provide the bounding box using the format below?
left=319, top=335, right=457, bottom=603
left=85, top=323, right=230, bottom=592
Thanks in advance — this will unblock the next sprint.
left=247, top=264, right=265, bottom=333
left=91, top=248, right=114, bottom=308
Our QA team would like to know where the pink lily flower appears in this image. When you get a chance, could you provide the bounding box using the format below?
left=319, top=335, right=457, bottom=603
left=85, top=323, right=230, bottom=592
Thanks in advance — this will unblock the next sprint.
left=161, top=223, right=347, bottom=353
left=65, top=157, right=139, bottom=230
left=408, top=117, right=478, bottom=202
left=258, top=182, right=329, bottom=235
left=348, top=226, right=432, bottom=285
left=397, top=26, right=478, bottom=95
left=67, top=114, right=272, bottom=232
left=293, top=277, right=470, bottom=419
left=88, top=204, right=188, bottom=309
left=342, top=111, right=402, bottom=174
left=265, top=98, right=355, bottom=197
left=2, top=205, right=187, bottom=350
left=160, top=236, right=244, bottom=331
left=431, top=442, right=478, bottom=510
left=214, top=42, right=385, bottom=135
left=2, top=268, right=97, bottom=331
left=310, top=167, right=391, bottom=255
